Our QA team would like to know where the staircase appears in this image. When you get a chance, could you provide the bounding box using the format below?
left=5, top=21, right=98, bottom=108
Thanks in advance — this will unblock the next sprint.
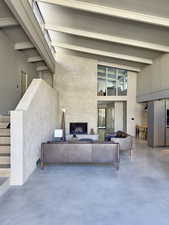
left=0, top=115, right=10, bottom=177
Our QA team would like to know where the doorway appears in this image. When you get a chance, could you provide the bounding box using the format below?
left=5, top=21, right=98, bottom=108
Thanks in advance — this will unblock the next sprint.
left=97, top=101, right=127, bottom=141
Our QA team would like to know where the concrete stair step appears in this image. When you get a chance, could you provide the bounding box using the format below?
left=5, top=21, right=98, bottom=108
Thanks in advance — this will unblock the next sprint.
left=0, top=129, right=10, bottom=136
left=0, top=117, right=11, bottom=178
left=0, top=123, right=9, bottom=129
left=0, top=156, right=10, bottom=165
left=0, top=115, right=10, bottom=123
left=0, top=137, right=10, bottom=145
left=0, top=145, right=10, bottom=154
left=0, top=168, right=10, bottom=177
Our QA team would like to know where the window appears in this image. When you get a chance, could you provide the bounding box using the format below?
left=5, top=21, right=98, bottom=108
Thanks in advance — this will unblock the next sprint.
left=97, top=65, right=128, bottom=96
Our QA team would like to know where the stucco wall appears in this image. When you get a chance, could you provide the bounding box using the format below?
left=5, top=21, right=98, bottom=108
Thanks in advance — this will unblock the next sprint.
left=137, top=54, right=169, bottom=102
left=54, top=53, right=141, bottom=136
left=38, top=71, right=53, bottom=87
left=54, top=53, right=98, bottom=135
left=0, top=30, right=37, bottom=114
left=11, top=79, right=58, bottom=185
left=127, top=71, right=141, bottom=135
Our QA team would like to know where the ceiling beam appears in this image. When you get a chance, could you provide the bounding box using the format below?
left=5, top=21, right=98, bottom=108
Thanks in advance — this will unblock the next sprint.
left=46, top=24, right=169, bottom=53
left=52, top=42, right=153, bottom=64
left=0, top=17, right=18, bottom=28
left=38, top=0, right=169, bottom=28
left=98, top=62, right=141, bottom=73
left=27, top=56, right=43, bottom=63
left=14, top=42, right=34, bottom=50
left=36, top=65, right=48, bottom=71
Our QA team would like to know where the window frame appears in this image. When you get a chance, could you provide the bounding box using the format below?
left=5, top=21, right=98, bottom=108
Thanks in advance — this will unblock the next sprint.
left=97, top=65, right=128, bottom=97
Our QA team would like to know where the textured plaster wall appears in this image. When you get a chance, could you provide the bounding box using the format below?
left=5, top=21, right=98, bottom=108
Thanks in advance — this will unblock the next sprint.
left=137, top=54, right=169, bottom=101
left=54, top=53, right=98, bottom=135
left=38, top=71, right=53, bottom=87
left=54, top=53, right=141, bottom=136
left=0, top=30, right=37, bottom=114
left=127, top=71, right=143, bottom=135
left=11, top=79, right=58, bottom=185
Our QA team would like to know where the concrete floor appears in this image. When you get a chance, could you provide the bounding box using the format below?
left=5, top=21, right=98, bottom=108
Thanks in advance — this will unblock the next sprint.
left=0, top=177, right=7, bottom=186
left=1, top=141, right=169, bottom=225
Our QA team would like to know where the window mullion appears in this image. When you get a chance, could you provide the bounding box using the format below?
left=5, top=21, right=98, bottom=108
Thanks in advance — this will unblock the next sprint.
left=116, top=69, right=118, bottom=96
left=106, top=68, right=108, bottom=96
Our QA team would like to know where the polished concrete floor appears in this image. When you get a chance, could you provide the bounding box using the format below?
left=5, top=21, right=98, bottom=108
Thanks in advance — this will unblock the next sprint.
left=1, top=141, right=169, bottom=225
left=0, top=177, right=7, bottom=186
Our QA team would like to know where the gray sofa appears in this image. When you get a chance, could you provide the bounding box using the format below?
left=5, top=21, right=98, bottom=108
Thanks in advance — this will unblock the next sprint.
left=41, top=141, right=120, bottom=170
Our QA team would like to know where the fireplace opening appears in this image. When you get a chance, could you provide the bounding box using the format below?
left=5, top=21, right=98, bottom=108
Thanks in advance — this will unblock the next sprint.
left=70, top=123, right=88, bottom=135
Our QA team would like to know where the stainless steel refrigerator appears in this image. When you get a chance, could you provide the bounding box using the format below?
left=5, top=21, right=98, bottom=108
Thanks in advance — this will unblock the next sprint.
left=166, top=100, right=169, bottom=146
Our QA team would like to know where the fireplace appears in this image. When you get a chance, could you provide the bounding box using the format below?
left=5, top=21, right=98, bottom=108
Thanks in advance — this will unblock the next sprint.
left=70, top=123, right=88, bottom=135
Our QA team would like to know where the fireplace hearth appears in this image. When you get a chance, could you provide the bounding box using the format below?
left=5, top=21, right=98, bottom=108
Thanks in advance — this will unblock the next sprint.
left=70, top=123, right=88, bottom=135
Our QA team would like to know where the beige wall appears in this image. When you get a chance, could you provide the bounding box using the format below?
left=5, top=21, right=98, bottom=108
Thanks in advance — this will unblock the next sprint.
left=11, top=79, right=58, bottom=185
left=0, top=30, right=37, bottom=114
left=54, top=53, right=98, bottom=134
left=54, top=53, right=142, bottom=136
left=137, top=54, right=169, bottom=102
left=38, top=71, right=53, bottom=87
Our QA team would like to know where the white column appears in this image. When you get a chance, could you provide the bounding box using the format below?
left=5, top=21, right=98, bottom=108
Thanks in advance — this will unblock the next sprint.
left=114, top=102, right=124, bottom=131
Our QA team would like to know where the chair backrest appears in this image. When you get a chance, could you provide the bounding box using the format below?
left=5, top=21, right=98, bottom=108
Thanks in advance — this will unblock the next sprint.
left=111, top=136, right=133, bottom=151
